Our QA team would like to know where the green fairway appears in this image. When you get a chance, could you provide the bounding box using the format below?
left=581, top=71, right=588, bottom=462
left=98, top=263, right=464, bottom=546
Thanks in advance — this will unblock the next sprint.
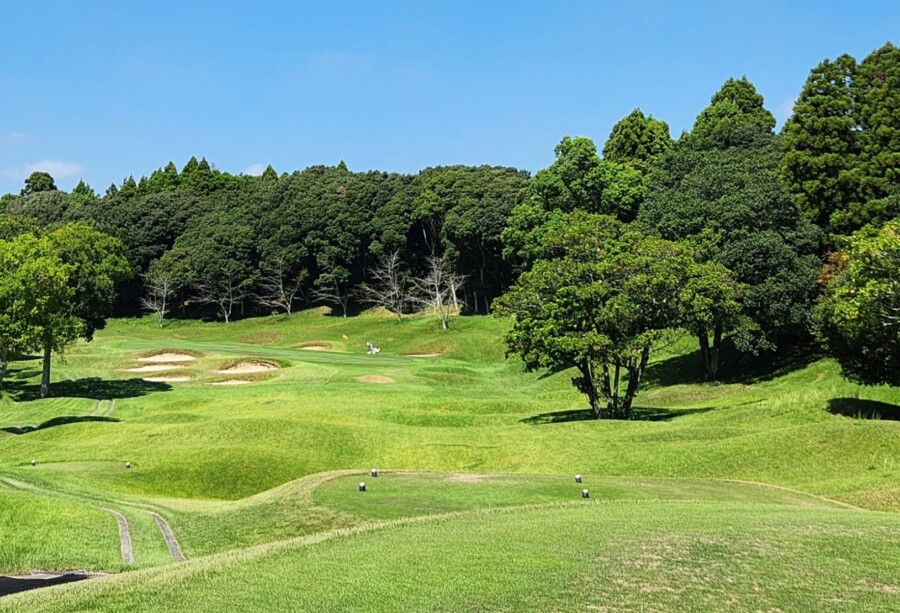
left=0, top=312, right=898, bottom=610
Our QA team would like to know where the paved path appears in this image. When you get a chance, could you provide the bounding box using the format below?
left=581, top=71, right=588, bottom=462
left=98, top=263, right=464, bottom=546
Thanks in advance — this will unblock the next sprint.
left=102, top=399, right=116, bottom=417
left=149, top=512, right=186, bottom=562
left=103, top=509, right=134, bottom=564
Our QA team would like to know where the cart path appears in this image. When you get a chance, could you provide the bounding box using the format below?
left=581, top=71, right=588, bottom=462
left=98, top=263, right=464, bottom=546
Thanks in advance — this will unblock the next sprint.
left=103, top=509, right=134, bottom=564
left=149, top=512, right=186, bottom=562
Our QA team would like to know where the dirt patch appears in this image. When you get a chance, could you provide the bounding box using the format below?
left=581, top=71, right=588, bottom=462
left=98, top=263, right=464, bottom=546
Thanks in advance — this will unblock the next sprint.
left=406, top=353, right=442, bottom=358
left=214, top=361, right=278, bottom=374
left=356, top=375, right=395, bottom=384
left=297, top=343, right=330, bottom=351
left=142, top=376, right=191, bottom=383
left=124, top=364, right=181, bottom=373
left=137, top=353, right=198, bottom=363
left=446, top=473, right=489, bottom=483
left=210, top=379, right=253, bottom=386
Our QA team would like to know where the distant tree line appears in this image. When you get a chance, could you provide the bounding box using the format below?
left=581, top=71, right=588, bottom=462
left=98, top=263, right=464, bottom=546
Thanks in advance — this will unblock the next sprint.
left=1, top=42, right=896, bottom=406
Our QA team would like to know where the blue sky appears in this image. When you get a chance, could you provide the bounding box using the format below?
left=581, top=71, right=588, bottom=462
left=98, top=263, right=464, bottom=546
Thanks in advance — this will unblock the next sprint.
left=1, top=1, right=896, bottom=193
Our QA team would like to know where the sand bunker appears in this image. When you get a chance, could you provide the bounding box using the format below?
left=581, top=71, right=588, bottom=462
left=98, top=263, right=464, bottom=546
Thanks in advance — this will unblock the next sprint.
left=143, top=376, right=191, bottom=383
left=137, top=353, right=197, bottom=363
left=297, top=343, right=330, bottom=351
left=210, top=379, right=252, bottom=386
left=356, top=375, right=395, bottom=384
left=214, top=361, right=278, bottom=374
left=124, top=364, right=181, bottom=373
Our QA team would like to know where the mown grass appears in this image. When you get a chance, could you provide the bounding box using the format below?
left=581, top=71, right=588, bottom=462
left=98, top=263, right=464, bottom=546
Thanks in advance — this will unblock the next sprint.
left=3, top=500, right=897, bottom=612
left=0, top=310, right=897, bottom=610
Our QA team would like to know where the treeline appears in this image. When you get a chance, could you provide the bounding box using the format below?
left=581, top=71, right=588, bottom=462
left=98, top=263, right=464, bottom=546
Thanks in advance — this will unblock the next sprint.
left=1, top=160, right=529, bottom=320
left=1, top=42, right=896, bottom=400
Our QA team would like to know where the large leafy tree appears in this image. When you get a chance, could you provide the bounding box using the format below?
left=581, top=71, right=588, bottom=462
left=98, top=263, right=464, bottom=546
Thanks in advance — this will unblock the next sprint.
left=641, top=78, right=822, bottom=376
left=503, top=136, right=643, bottom=271
left=497, top=213, right=732, bottom=419
left=21, top=171, right=57, bottom=196
left=0, top=234, right=72, bottom=388
left=39, top=224, right=132, bottom=397
left=816, top=219, right=900, bottom=386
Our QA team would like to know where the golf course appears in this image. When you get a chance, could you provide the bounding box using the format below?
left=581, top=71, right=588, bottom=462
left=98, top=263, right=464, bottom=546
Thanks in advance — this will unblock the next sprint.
left=0, top=311, right=897, bottom=611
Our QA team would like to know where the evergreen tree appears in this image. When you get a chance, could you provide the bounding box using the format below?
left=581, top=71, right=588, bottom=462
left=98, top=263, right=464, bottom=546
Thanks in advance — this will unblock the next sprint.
left=781, top=55, right=860, bottom=232
left=602, top=109, right=672, bottom=175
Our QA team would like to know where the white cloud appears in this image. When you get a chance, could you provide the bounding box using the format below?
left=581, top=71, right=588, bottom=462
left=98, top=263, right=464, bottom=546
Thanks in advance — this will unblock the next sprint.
left=3, top=160, right=84, bottom=182
left=0, top=131, right=29, bottom=145
left=242, top=163, right=266, bottom=176
left=775, top=97, right=797, bottom=125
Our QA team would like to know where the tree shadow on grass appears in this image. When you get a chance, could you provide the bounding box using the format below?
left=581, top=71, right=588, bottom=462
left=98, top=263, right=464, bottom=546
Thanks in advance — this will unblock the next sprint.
left=827, top=398, right=900, bottom=421
left=521, top=406, right=714, bottom=425
left=644, top=339, right=822, bottom=388
left=5, top=377, right=172, bottom=402
left=2, top=415, right=120, bottom=435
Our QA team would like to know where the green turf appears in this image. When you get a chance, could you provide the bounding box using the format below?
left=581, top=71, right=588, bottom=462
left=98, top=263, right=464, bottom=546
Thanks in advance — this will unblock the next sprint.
left=3, top=501, right=898, bottom=612
left=0, top=311, right=897, bottom=610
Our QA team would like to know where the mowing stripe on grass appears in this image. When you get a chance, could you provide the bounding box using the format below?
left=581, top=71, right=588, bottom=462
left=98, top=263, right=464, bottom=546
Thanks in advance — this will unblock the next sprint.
left=103, top=509, right=133, bottom=564
left=149, top=512, right=185, bottom=562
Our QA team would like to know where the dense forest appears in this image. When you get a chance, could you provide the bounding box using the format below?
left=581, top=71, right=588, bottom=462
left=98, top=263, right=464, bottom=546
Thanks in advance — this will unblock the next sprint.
left=1, top=42, right=897, bottom=408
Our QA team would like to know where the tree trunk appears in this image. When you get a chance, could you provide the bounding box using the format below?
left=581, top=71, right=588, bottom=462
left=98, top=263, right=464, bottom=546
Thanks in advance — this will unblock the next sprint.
left=0, top=344, right=7, bottom=388
left=601, top=363, right=614, bottom=418
left=41, top=343, right=52, bottom=399
left=699, top=330, right=713, bottom=380
left=622, top=344, right=651, bottom=419
left=699, top=324, right=723, bottom=380
left=612, top=364, right=621, bottom=418
left=710, top=323, right=723, bottom=380
left=576, top=362, right=603, bottom=418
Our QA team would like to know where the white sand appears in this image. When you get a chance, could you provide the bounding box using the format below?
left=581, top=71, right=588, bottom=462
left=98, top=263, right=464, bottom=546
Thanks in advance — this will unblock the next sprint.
left=137, top=353, right=197, bottom=363
left=298, top=344, right=329, bottom=351
left=143, top=376, right=191, bottom=383
left=124, top=364, right=180, bottom=373
left=210, top=379, right=252, bottom=386
left=214, top=361, right=278, bottom=374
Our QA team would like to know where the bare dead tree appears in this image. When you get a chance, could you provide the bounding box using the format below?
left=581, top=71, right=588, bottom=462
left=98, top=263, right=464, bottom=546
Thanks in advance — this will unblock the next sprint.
left=411, top=255, right=465, bottom=330
left=140, top=269, right=176, bottom=327
left=255, top=256, right=308, bottom=315
left=193, top=274, right=252, bottom=324
left=358, top=250, right=409, bottom=322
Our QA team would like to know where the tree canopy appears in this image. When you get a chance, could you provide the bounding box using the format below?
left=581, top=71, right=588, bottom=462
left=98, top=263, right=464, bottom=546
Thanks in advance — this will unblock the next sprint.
left=498, top=212, right=738, bottom=418
left=816, top=219, right=900, bottom=386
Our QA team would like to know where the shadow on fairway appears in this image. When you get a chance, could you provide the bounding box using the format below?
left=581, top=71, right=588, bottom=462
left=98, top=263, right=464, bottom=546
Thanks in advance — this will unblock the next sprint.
left=5, top=377, right=172, bottom=402
left=521, top=406, right=714, bottom=425
left=2, top=416, right=121, bottom=435
left=827, top=398, right=900, bottom=421
left=0, top=573, right=94, bottom=597
left=644, top=343, right=821, bottom=388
